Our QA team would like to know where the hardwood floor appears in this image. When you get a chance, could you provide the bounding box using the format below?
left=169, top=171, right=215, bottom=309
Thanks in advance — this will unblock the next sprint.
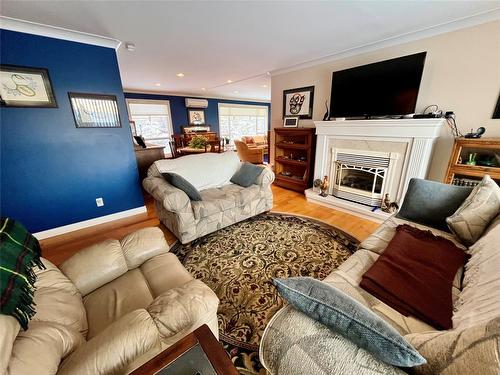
left=40, top=185, right=380, bottom=265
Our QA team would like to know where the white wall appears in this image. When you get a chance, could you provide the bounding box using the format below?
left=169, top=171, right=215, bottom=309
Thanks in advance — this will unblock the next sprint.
left=271, top=20, right=500, bottom=181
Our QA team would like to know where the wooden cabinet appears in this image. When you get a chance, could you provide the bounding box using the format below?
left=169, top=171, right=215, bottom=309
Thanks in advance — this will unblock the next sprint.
left=274, top=128, right=316, bottom=192
left=135, top=145, right=165, bottom=180
left=444, top=138, right=500, bottom=186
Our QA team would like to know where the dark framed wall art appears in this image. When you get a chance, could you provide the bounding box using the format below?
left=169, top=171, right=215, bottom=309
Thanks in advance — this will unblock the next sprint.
left=0, top=65, right=57, bottom=107
left=187, top=108, right=206, bottom=125
left=68, top=92, right=122, bottom=128
left=283, top=86, right=314, bottom=119
left=493, top=93, right=500, bottom=119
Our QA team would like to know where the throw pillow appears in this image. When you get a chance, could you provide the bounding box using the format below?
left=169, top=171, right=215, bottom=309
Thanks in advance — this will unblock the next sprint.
left=273, top=277, right=426, bottom=367
left=446, top=175, right=500, bottom=246
left=397, top=178, right=473, bottom=232
left=360, top=224, right=469, bottom=330
left=230, top=162, right=264, bottom=188
left=162, top=172, right=202, bottom=201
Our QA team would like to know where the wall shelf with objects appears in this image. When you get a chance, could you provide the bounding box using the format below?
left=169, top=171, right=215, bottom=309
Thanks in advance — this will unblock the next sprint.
left=444, top=137, right=500, bottom=186
left=274, top=128, right=316, bottom=192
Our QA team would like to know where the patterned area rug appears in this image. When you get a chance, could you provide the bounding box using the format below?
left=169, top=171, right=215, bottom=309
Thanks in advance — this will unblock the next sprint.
left=172, top=213, right=359, bottom=374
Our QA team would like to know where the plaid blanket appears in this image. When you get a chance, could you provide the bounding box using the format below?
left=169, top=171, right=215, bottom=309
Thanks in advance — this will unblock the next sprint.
left=0, top=218, right=45, bottom=329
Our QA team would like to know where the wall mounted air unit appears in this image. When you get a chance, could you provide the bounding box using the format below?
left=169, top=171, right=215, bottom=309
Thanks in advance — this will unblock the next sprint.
left=185, top=98, right=208, bottom=108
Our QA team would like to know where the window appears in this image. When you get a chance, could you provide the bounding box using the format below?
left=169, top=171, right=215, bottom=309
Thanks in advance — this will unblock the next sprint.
left=126, top=99, right=173, bottom=155
left=218, top=103, right=269, bottom=143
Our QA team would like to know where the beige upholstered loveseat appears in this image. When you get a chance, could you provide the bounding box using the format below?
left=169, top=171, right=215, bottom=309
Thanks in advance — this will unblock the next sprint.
left=143, top=152, right=274, bottom=244
left=260, top=179, right=500, bottom=374
left=0, top=227, right=219, bottom=374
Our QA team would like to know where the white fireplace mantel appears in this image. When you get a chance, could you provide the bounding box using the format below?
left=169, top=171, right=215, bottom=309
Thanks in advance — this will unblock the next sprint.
left=308, top=118, right=444, bottom=222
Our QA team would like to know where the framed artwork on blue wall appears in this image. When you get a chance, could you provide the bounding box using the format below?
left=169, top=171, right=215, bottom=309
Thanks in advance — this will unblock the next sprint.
left=0, top=65, right=57, bottom=108
left=69, top=92, right=122, bottom=128
left=187, top=108, right=206, bottom=125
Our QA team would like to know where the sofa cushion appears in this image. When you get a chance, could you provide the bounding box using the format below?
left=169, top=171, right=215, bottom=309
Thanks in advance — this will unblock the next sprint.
left=397, top=178, right=473, bottom=232
left=446, top=175, right=500, bottom=246
left=230, top=162, right=264, bottom=187
left=60, top=239, right=128, bottom=296
left=453, top=215, right=500, bottom=330
left=140, top=253, right=194, bottom=298
left=360, top=225, right=469, bottom=330
left=150, top=152, right=241, bottom=190
left=83, top=269, right=154, bottom=339
left=162, top=172, right=202, bottom=201
left=274, top=277, right=426, bottom=367
left=119, top=227, right=170, bottom=269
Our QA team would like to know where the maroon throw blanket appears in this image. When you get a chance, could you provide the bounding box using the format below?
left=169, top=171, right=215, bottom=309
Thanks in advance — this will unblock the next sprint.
left=360, top=224, right=469, bottom=330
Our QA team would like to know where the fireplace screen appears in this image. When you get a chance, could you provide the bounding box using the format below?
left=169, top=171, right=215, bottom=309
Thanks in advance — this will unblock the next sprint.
left=336, top=166, right=384, bottom=194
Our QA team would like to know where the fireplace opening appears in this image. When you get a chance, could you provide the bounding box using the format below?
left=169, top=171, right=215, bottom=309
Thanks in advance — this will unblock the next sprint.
left=330, top=149, right=397, bottom=207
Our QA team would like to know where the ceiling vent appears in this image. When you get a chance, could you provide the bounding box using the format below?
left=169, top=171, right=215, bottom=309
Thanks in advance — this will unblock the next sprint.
left=185, top=98, right=208, bottom=108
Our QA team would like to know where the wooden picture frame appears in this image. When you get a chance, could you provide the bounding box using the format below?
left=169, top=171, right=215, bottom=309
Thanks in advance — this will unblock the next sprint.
left=69, top=92, right=122, bottom=128
left=187, top=109, right=206, bottom=125
left=283, top=116, right=299, bottom=127
left=0, top=65, right=57, bottom=108
left=283, top=86, right=314, bottom=119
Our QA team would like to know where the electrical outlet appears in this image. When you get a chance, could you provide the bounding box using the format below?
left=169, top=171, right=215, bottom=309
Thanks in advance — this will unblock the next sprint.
left=96, top=197, right=104, bottom=207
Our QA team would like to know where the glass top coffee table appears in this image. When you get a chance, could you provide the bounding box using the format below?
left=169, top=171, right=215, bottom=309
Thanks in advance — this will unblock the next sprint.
left=130, top=324, right=238, bottom=375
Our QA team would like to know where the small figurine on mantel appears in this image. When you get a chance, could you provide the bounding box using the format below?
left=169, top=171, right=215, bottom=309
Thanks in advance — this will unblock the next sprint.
left=381, top=193, right=399, bottom=213
left=319, top=176, right=329, bottom=197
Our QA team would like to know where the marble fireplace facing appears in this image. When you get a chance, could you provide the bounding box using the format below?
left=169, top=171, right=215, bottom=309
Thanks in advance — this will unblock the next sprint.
left=306, top=118, right=444, bottom=222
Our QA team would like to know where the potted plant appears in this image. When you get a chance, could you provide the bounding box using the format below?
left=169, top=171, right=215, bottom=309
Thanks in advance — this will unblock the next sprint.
left=189, top=135, right=208, bottom=149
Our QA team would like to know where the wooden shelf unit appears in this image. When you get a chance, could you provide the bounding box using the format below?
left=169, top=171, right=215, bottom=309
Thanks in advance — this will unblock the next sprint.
left=444, top=137, right=500, bottom=186
left=274, top=128, right=316, bottom=192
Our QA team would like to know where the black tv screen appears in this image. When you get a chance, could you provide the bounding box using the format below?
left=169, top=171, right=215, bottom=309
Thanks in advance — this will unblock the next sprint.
left=330, top=52, right=426, bottom=118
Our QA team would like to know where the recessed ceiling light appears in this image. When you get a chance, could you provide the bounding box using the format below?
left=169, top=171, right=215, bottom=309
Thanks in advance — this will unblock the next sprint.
left=261, top=85, right=267, bottom=88
left=233, top=91, right=239, bottom=94
left=266, top=71, right=271, bottom=76
left=155, top=83, right=161, bottom=87
left=201, top=87, right=206, bottom=91
left=125, top=42, right=135, bottom=51
left=176, top=73, right=185, bottom=77
left=227, top=80, right=233, bottom=83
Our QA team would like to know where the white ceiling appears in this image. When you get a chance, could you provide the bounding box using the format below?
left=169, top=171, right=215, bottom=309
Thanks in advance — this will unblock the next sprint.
left=1, top=1, right=499, bottom=101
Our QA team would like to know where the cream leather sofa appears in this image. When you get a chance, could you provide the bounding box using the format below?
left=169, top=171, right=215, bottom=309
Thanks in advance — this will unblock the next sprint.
left=260, top=180, right=500, bottom=374
left=143, top=152, right=274, bottom=244
left=1, top=227, right=219, bottom=375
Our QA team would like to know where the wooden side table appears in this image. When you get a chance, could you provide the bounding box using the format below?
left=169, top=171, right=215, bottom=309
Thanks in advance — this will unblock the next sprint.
left=130, top=324, right=238, bottom=375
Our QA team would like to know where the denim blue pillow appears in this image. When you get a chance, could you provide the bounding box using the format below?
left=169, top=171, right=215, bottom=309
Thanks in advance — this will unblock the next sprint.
left=230, top=162, right=264, bottom=187
left=273, top=277, right=426, bottom=367
left=162, top=172, right=202, bottom=201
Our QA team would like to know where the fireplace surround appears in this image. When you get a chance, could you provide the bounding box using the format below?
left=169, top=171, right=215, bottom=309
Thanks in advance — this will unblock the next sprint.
left=306, top=118, right=444, bottom=221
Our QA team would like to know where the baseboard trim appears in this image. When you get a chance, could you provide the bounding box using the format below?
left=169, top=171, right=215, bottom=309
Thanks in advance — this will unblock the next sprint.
left=33, top=206, right=147, bottom=240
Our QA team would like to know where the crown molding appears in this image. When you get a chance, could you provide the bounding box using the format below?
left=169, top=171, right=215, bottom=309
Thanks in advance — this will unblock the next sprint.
left=124, top=89, right=271, bottom=103
left=271, top=8, right=500, bottom=76
left=0, top=16, right=121, bottom=50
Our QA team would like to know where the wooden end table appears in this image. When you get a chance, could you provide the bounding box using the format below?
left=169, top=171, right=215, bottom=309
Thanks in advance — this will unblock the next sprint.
left=130, top=324, right=238, bottom=375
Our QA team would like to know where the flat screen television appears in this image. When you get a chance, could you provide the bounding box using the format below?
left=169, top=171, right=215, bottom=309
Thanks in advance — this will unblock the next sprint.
left=329, top=52, right=426, bottom=118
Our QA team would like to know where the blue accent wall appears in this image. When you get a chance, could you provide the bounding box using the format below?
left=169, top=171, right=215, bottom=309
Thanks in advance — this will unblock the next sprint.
left=124, top=92, right=270, bottom=135
left=0, top=30, right=144, bottom=233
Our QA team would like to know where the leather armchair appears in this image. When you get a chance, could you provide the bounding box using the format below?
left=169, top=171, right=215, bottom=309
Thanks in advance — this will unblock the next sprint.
left=1, top=227, right=219, bottom=375
left=234, top=139, right=264, bottom=164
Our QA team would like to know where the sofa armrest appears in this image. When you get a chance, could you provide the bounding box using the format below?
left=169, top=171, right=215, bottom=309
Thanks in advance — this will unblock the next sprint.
left=255, top=167, right=275, bottom=187
left=260, top=305, right=405, bottom=375
left=405, top=317, right=500, bottom=375
left=146, top=279, right=219, bottom=340
left=143, top=176, right=192, bottom=214
left=58, top=309, right=160, bottom=375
